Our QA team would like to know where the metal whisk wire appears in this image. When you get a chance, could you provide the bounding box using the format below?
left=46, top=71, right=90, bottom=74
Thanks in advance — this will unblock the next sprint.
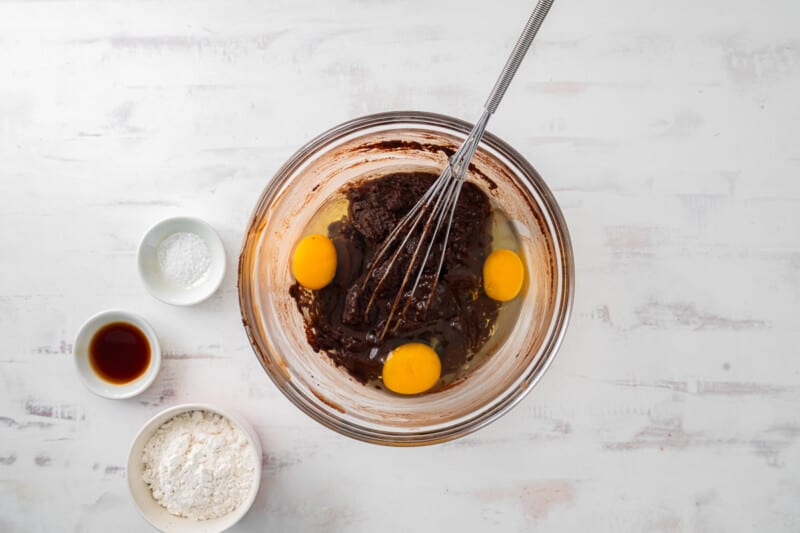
left=362, top=0, right=555, bottom=340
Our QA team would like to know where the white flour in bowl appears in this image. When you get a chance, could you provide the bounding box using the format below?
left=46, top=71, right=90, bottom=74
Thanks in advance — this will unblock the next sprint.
left=141, top=410, right=257, bottom=520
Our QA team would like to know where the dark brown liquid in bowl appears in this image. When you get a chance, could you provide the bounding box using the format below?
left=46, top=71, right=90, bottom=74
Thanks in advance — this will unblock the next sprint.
left=290, top=172, right=501, bottom=386
left=89, top=322, right=151, bottom=384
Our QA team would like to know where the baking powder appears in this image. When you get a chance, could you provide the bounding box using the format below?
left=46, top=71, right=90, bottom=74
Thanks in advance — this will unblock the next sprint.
left=157, top=232, right=211, bottom=288
left=141, top=410, right=257, bottom=520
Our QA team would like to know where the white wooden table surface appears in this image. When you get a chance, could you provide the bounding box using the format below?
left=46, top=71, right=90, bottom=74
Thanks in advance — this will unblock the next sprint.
left=2, top=0, right=799, bottom=531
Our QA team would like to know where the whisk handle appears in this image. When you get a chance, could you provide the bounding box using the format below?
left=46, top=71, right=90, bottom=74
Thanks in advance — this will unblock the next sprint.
left=484, top=0, right=554, bottom=115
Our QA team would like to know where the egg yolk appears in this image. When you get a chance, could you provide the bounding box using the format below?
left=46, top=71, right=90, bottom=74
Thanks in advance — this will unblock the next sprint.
left=292, top=234, right=337, bottom=290
left=382, top=343, right=441, bottom=395
left=483, top=249, right=524, bottom=302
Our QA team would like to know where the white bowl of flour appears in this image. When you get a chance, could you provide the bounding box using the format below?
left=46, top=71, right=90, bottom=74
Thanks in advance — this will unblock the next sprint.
left=127, top=404, right=262, bottom=532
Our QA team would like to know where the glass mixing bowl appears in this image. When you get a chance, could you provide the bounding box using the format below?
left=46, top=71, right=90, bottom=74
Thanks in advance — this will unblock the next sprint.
left=238, top=111, right=573, bottom=446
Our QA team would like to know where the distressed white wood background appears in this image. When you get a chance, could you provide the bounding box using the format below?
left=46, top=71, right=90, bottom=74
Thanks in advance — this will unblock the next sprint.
left=2, top=0, right=799, bottom=531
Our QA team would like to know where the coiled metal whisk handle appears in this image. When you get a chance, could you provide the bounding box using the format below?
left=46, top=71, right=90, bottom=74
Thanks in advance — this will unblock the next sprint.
left=362, top=1, right=555, bottom=339
left=484, top=0, right=555, bottom=114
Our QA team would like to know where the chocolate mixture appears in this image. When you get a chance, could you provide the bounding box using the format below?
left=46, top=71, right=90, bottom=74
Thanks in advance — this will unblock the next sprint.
left=289, top=172, right=500, bottom=385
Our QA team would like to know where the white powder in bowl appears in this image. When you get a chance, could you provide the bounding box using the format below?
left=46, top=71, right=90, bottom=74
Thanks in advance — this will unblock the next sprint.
left=141, top=410, right=257, bottom=521
left=157, top=232, right=211, bottom=288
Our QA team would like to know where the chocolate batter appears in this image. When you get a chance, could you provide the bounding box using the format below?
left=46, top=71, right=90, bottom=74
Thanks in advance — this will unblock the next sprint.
left=290, top=172, right=500, bottom=386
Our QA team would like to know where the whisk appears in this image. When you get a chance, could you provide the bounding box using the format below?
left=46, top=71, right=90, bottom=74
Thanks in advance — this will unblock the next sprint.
left=363, top=0, right=555, bottom=340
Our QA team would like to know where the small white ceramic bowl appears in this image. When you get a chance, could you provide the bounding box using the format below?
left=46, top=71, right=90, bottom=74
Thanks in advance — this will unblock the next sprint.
left=138, top=216, right=226, bottom=306
left=74, top=310, right=161, bottom=399
left=127, top=403, right=263, bottom=533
